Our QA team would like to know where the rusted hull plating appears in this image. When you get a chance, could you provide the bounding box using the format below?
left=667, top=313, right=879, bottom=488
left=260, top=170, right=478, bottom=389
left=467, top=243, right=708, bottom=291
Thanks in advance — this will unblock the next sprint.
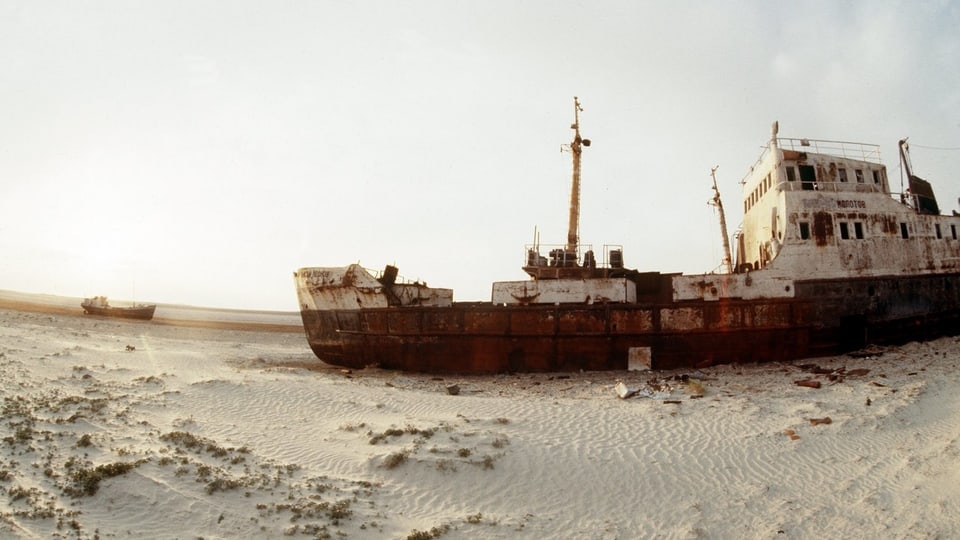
left=299, top=273, right=960, bottom=373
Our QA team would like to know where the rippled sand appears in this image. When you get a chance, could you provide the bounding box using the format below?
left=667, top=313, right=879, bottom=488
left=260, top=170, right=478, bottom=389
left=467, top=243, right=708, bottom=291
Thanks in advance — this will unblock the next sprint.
left=1, top=294, right=959, bottom=538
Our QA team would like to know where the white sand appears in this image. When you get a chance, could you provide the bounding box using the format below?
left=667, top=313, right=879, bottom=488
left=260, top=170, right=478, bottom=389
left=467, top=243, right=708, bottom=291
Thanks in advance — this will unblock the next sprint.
left=1, top=301, right=959, bottom=539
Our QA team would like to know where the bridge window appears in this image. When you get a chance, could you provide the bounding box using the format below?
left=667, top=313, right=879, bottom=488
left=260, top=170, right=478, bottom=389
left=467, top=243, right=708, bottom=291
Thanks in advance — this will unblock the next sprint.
left=936, top=224, right=943, bottom=239
left=953, top=224, right=958, bottom=240
left=786, top=166, right=796, bottom=182
left=799, top=165, right=816, bottom=191
left=839, top=222, right=850, bottom=240
left=855, top=169, right=864, bottom=183
left=838, top=168, right=848, bottom=182
left=854, top=222, right=864, bottom=239
left=900, top=223, right=909, bottom=239
left=799, top=222, right=811, bottom=240
left=872, top=170, right=881, bottom=184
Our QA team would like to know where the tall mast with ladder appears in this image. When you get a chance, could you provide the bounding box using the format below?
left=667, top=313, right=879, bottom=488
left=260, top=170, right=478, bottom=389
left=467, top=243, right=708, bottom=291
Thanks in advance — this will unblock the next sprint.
left=522, top=97, right=597, bottom=280
left=565, top=96, right=590, bottom=256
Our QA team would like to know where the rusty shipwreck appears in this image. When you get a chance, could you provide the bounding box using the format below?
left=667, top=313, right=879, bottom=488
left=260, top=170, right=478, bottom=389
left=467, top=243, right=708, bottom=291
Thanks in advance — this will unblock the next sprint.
left=294, top=99, right=960, bottom=373
left=81, top=296, right=157, bottom=321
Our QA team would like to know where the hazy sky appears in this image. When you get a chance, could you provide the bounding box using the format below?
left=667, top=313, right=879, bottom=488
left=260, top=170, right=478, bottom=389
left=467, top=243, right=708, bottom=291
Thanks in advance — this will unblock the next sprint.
left=2, top=1, right=958, bottom=310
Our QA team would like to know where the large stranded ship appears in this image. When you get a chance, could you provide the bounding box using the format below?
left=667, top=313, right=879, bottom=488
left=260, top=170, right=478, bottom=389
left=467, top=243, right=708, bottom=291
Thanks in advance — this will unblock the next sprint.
left=294, top=99, right=959, bottom=373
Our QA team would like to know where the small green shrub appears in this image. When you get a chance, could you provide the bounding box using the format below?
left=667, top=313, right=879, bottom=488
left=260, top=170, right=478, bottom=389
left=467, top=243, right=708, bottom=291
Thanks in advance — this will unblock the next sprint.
left=67, top=461, right=139, bottom=496
left=382, top=452, right=408, bottom=469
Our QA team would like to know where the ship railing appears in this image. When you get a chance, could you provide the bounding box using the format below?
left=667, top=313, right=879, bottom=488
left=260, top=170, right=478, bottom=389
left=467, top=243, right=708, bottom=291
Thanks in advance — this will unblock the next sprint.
left=743, top=137, right=883, bottom=185
left=524, top=243, right=625, bottom=269
left=777, top=137, right=882, bottom=164
left=776, top=179, right=890, bottom=195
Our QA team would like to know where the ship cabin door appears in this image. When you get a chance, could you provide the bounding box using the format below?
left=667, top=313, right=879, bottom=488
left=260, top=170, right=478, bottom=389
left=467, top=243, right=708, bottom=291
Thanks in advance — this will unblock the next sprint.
left=840, top=314, right=867, bottom=351
left=799, top=165, right=817, bottom=191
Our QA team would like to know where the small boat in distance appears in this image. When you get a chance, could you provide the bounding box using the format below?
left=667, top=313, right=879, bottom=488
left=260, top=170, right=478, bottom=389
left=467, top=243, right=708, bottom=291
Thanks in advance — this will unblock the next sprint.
left=294, top=98, right=960, bottom=373
left=81, top=296, right=156, bottom=321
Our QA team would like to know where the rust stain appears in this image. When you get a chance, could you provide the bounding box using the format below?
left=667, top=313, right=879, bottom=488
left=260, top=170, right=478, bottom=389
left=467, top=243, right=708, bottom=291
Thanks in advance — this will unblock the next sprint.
left=812, top=211, right=833, bottom=246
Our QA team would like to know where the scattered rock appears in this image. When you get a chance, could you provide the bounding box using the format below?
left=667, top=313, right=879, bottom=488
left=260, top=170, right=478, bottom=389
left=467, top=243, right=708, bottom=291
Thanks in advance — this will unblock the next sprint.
left=125, top=345, right=136, bottom=351
left=445, top=384, right=460, bottom=396
left=846, top=368, right=870, bottom=377
left=794, top=379, right=821, bottom=389
left=809, top=417, right=832, bottom=426
left=783, top=429, right=800, bottom=441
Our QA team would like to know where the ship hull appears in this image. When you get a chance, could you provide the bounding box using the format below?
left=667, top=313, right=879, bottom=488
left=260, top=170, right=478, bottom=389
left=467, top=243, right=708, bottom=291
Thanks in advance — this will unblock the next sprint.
left=298, top=273, right=960, bottom=373
left=81, top=304, right=157, bottom=321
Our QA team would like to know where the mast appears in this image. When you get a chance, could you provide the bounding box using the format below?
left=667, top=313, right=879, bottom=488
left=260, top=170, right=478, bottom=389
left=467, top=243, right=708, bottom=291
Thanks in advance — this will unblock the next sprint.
left=565, top=96, right=590, bottom=255
left=709, top=166, right=733, bottom=274
left=898, top=138, right=911, bottom=205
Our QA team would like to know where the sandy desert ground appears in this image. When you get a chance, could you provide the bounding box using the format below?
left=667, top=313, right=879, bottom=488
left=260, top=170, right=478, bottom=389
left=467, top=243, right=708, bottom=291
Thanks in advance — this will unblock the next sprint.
left=1, top=295, right=959, bottom=539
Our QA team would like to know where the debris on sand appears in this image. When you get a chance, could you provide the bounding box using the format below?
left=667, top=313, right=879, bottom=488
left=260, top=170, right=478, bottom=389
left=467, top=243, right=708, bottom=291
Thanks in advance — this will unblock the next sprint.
left=848, top=345, right=886, bottom=358
left=614, top=379, right=675, bottom=400
left=614, top=381, right=636, bottom=399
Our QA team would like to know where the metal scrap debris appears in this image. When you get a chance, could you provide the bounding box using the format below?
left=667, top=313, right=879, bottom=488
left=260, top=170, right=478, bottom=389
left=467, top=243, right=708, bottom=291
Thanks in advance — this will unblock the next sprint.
left=614, top=381, right=636, bottom=399
left=613, top=375, right=705, bottom=403
left=615, top=380, right=675, bottom=400
left=793, top=364, right=872, bottom=386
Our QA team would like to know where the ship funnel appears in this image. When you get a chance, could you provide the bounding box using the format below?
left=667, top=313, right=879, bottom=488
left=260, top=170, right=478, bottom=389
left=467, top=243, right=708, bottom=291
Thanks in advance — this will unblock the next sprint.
left=379, top=265, right=399, bottom=286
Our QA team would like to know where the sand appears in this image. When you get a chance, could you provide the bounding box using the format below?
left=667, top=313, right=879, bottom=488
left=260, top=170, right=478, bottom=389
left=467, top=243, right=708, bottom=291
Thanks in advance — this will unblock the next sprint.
left=1, top=298, right=959, bottom=539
